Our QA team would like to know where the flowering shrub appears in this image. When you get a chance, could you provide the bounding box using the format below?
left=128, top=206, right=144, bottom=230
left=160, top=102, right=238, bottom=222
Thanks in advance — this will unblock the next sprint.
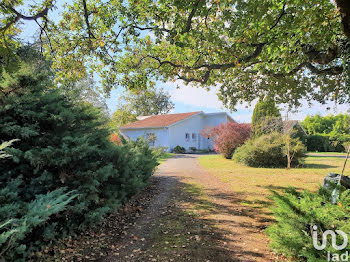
left=110, top=133, right=122, bottom=145
left=202, top=122, right=251, bottom=159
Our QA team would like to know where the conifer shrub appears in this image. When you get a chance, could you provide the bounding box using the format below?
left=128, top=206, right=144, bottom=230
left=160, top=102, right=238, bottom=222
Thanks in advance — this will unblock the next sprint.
left=0, top=68, right=157, bottom=260
left=251, top=97, right=282, bottom=137
left=233, top=132, right=306, bottom=167
left=267, top=186, right=350, bottom=261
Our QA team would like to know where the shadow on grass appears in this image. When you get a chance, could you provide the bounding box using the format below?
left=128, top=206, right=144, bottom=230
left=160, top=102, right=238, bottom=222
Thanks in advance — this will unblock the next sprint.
left=257, top=184, right=304, bottom=192
left=306, top=154, right=346, bottom=159
left=302, top=163, right=337, bottom=169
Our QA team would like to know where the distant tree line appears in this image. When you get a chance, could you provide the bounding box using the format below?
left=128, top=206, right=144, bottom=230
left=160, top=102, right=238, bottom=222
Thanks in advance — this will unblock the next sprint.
left=301, top=114, right=350, bottom=152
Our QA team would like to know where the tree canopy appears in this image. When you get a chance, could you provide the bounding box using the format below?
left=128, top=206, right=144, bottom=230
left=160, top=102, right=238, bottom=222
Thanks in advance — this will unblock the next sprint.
left=301, top=113, right=350, bottom=136
left=110, top=87, right=174, bottom=129
left=110, top=108, right=137, bottom=130
left=252, top=97, right=282, bottom=124
left=2, top=0, right=350, bottom=109
left=118, top=87, right=174, bottom=116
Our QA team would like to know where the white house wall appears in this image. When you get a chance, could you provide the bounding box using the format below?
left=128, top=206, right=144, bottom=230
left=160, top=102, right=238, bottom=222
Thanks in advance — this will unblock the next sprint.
left=120, top=128, right=169, bottom=149
left=202, top=114, right=230, bottom=150
left=120, top=112, right=232, bottom=152
left=168, top=113, right=210, bottom=151
left=203, top=114, right=228, bottom=128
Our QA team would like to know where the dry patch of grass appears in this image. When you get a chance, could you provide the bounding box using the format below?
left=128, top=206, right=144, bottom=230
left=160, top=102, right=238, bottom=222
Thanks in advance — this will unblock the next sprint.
left=199, top=155, right=350, bottom=208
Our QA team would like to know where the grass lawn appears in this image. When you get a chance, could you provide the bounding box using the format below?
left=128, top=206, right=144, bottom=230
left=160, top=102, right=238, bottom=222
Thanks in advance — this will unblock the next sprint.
left=157, top=152, right=174, bottom=164
left=199, top=154, right=350, bottom=209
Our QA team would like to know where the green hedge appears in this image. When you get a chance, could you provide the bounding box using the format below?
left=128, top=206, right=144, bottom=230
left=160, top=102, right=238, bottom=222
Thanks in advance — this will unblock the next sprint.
left=267, top=186, right=350, bottom=261
left=0, top=70, right=157, bottom=261
left=306, top=134, right=350, bottom=152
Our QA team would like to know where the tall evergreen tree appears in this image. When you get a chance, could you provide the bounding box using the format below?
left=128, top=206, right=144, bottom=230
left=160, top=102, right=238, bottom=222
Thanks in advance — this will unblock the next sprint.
left=251, top=97, right=282, bottom=136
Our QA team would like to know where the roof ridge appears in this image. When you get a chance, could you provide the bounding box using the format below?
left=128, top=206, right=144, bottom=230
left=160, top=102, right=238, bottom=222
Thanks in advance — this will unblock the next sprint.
left=120, top=111, right=202, bottom=129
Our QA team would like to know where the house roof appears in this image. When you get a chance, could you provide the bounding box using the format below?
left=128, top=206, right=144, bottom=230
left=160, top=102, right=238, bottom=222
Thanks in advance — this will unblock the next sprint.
left=283, top=120, right=306, bottom=134
left=119, top=111, right=202, bottom=129
left=283, top=120, right=298, bottom=133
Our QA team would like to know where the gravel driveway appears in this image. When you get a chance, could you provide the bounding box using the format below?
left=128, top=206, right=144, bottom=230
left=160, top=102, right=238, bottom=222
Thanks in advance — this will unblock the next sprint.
left=100, top=154, right=277, bottom=262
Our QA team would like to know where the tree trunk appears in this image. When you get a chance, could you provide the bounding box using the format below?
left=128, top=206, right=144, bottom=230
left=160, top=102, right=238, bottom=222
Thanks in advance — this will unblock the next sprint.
left=286, top=142, right=291, bottom=169
left=287, top=150, right=291, bottom=169
left=334, top=0, right=350, bottom=39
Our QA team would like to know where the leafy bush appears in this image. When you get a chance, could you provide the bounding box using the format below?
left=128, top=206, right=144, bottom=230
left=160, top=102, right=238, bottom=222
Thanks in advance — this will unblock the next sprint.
left=151, top=146, right=169, bottom=159
left=0, top=68, right=157, bottom=261
left=233, top=132, right=306, bottom=167
left=189, top=147, right=197, bottom=152
left=290, top=124, right=308, bottom=145
left=173, top=145, right=186, bottom=153
left=267, top=186, right=350, bottom=261
left=202, top=122, right=251, bottom=159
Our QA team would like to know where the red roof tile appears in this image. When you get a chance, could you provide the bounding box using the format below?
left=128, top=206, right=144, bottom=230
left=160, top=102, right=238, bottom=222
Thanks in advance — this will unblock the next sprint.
left=120, top=111, right=202, bottom=129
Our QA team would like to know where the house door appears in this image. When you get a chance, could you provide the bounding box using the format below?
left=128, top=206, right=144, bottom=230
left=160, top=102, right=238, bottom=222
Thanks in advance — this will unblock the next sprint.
left=198, top=133, right=201, bottom=149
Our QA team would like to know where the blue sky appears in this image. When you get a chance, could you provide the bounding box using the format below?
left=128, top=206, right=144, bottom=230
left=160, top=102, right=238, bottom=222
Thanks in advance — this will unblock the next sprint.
left=106, top=80, right=349, bottom=123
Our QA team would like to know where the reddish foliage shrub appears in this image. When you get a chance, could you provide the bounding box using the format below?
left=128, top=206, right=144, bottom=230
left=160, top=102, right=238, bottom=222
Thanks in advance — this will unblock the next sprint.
left=202, top=122, right=251, bottom=159
left=110, top=133, right=122, bottom=145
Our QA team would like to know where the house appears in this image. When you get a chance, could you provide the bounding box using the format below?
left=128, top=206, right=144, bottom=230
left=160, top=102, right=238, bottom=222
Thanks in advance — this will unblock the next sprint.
left=119, top=111, right=234, bottom=152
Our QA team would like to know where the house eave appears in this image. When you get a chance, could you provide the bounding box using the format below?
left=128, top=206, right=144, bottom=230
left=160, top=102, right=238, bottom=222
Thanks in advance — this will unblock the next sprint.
left=204, top=112, right=234, bottom=122
left=119, top=126, right=168, bottom=130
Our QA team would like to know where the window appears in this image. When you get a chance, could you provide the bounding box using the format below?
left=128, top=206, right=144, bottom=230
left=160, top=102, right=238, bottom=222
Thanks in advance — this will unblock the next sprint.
left=185, top=133, right=190, bottom=141
left=192, top=133, right=196, bottom=141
